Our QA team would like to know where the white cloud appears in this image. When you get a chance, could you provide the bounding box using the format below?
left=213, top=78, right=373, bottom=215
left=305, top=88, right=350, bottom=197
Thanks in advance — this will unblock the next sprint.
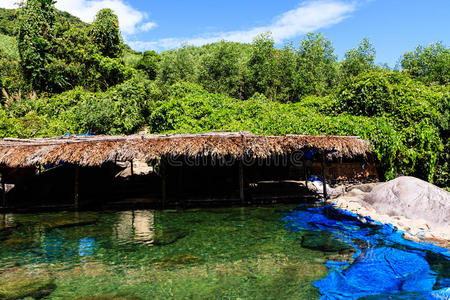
left=129, top=0, right=357, bottom=51
left=1, top=0, right=18, bottom=9
left=0, top=0, right=157, bottom=35
left=139, top=22, right=157, bottom=32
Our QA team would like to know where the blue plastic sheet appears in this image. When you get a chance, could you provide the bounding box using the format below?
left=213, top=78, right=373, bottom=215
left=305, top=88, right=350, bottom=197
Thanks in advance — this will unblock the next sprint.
left=283, top=204, right=450, bottom=299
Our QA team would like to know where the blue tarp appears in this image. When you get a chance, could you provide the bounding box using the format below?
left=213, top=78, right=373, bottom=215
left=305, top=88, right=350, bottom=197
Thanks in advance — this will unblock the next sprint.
left=283, top=204, right=450, bottom=299
left=65, top=133, right=92, bottom=137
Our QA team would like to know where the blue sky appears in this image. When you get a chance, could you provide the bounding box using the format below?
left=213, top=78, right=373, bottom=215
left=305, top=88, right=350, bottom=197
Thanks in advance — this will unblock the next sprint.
left=2, top=0, right=449, bottom=66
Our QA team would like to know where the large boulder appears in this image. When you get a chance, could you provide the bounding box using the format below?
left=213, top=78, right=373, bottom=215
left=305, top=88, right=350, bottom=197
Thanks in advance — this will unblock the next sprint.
left=364, top=176, right=450, bottom=229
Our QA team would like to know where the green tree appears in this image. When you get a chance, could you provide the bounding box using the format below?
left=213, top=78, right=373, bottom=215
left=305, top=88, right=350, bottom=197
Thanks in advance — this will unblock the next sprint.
left=401, top=41, right=449, bottom=85
left=156, top=46, right=201, bottom=91
left=136, top=50, right=160, bottom=80
left=17, top=0, right=57, bottom=91
left=341, top=38, right=376, bottom=78
left=294, top=33, right=338, bottom=97
left=248, top=33, right=277, bottom=98
left=198, top=41, right=243, bottom=98
left=90, top=9, right=123, bottom=58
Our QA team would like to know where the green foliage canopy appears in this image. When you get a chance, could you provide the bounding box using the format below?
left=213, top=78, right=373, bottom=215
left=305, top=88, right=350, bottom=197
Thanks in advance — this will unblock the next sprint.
left=401, top=41, right=450, bottom=85
left=90, top=9, right=123, bottom=58
left=17, top=0, right=57, bottom=92
left=341, top=38, right=376, bottom=78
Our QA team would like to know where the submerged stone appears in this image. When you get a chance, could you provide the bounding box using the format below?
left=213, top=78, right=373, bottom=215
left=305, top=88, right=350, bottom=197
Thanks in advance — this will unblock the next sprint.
left=3, top=237, right=37, bottom=249
left=41, top=215, right=98, bottom=230
left=301, top=231, right=353, bottom=253
left=153, top=228, right=189, bottom=246
left=0, top=227, right=15, bottom=241
left=0, top=277, right=56, bottom=300
left=74, top=297, right=142, bottom=300
left=158, top=254, right=202, bottom=266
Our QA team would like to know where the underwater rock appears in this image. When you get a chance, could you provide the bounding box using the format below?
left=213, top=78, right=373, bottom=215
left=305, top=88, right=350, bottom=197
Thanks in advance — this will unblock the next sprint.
left=2, top=237, right=37, bottom=249
left=157, top=254, right=202, bottom=266
left=0, top=276, right=56, bottom=300
left=153, top=228, right=189, bottom=246
left=301, top=231, right=353, bottom=253
left=0, top=226, right=16, bottom=241
left=74, top=297, right=142, bottom=300
left=41, top=215, right=98, bottom=230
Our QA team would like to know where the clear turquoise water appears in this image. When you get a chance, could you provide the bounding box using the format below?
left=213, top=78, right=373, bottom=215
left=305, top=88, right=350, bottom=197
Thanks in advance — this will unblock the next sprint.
left=0, top=205, right=347, bottom=299
left=1, top=205, right=447, bottom=300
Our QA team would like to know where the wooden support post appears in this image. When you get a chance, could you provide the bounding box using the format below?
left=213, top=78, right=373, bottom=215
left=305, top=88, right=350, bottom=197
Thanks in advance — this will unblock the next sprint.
left=74, top=165, right=79, bottom=209
left=179, top=167, right=186, bottom=209
left=161, top=157, right=167, bottom=208
left=1, top=180, right=6, bottom=208
left=303, top=159, right=308, bottom=188
left=130, top=159, right=134, bottom=176
left=321, top=153, right=327, bottom=200
left=239, top=160, right=245, bottom=203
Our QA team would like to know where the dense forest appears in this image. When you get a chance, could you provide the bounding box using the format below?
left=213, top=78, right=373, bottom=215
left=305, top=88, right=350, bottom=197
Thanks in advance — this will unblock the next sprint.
left=0, top=1, right=448, bottom=187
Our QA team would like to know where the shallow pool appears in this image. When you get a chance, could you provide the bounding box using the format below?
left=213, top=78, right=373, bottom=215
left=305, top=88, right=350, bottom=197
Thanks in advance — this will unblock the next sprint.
left=0, top=204, right=448, bottom=299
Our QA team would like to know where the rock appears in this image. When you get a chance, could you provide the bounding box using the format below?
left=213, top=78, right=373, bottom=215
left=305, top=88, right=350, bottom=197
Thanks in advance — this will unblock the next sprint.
left=0, top=226, right=16, bottom=241
left=327, top=177, right=450, bottom=247
left=74, top=297, right=142, bottom=300
left=153, top=228, right=189, bottom=246
left=116, top=159, right=153, bottom=178
left=301, top=231, right=354, bottom=253
left=3, top=237, right=37, bottom=249
left=347, top=183, right=380, bottom=193
left=0, top=276, right=56, bottom=300
left=40, top=214, right=98, bottom=230
left=364, top=176, right=450, bottom=229
left=157, top=254, right=202, bottom=266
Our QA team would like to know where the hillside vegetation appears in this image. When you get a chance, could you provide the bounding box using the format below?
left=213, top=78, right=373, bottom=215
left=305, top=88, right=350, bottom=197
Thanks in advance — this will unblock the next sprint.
left=0, top=1, right=448, bottom=187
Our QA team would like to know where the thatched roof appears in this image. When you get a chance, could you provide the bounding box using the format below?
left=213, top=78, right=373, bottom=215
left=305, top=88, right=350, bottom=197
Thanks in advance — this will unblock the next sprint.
left=0, top=132, right=372, bottom=168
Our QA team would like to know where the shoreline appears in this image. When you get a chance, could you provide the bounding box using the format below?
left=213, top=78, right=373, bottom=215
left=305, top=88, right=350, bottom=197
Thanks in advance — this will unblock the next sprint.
left=325, top=183, right=450, bottom=249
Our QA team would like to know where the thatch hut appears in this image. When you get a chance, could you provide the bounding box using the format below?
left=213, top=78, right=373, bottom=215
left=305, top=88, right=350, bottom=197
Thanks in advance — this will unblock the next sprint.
left=0, top=132, right=377, bottom=210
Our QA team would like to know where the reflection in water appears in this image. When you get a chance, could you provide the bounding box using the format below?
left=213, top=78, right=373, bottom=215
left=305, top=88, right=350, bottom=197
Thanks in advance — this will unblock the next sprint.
left=0, top=213, right=15, bottom=228
left=78, top=238, right=95, bottom=257
left=115, top=210, right=155, bottom=246
left=0, top=206, right=448, bottom=299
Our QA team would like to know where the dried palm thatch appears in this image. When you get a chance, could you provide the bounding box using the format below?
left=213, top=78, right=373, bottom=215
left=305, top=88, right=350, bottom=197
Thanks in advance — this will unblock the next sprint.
left=0, top=132, right=372, bottom=168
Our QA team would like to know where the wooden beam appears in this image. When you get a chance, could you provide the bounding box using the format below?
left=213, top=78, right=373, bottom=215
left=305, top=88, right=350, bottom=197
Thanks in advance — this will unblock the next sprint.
left=239, top=160, right=245, bottom=203
left=321, top=153, right=327, bottom=200
left=74, top=165, right=79, bottom=209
